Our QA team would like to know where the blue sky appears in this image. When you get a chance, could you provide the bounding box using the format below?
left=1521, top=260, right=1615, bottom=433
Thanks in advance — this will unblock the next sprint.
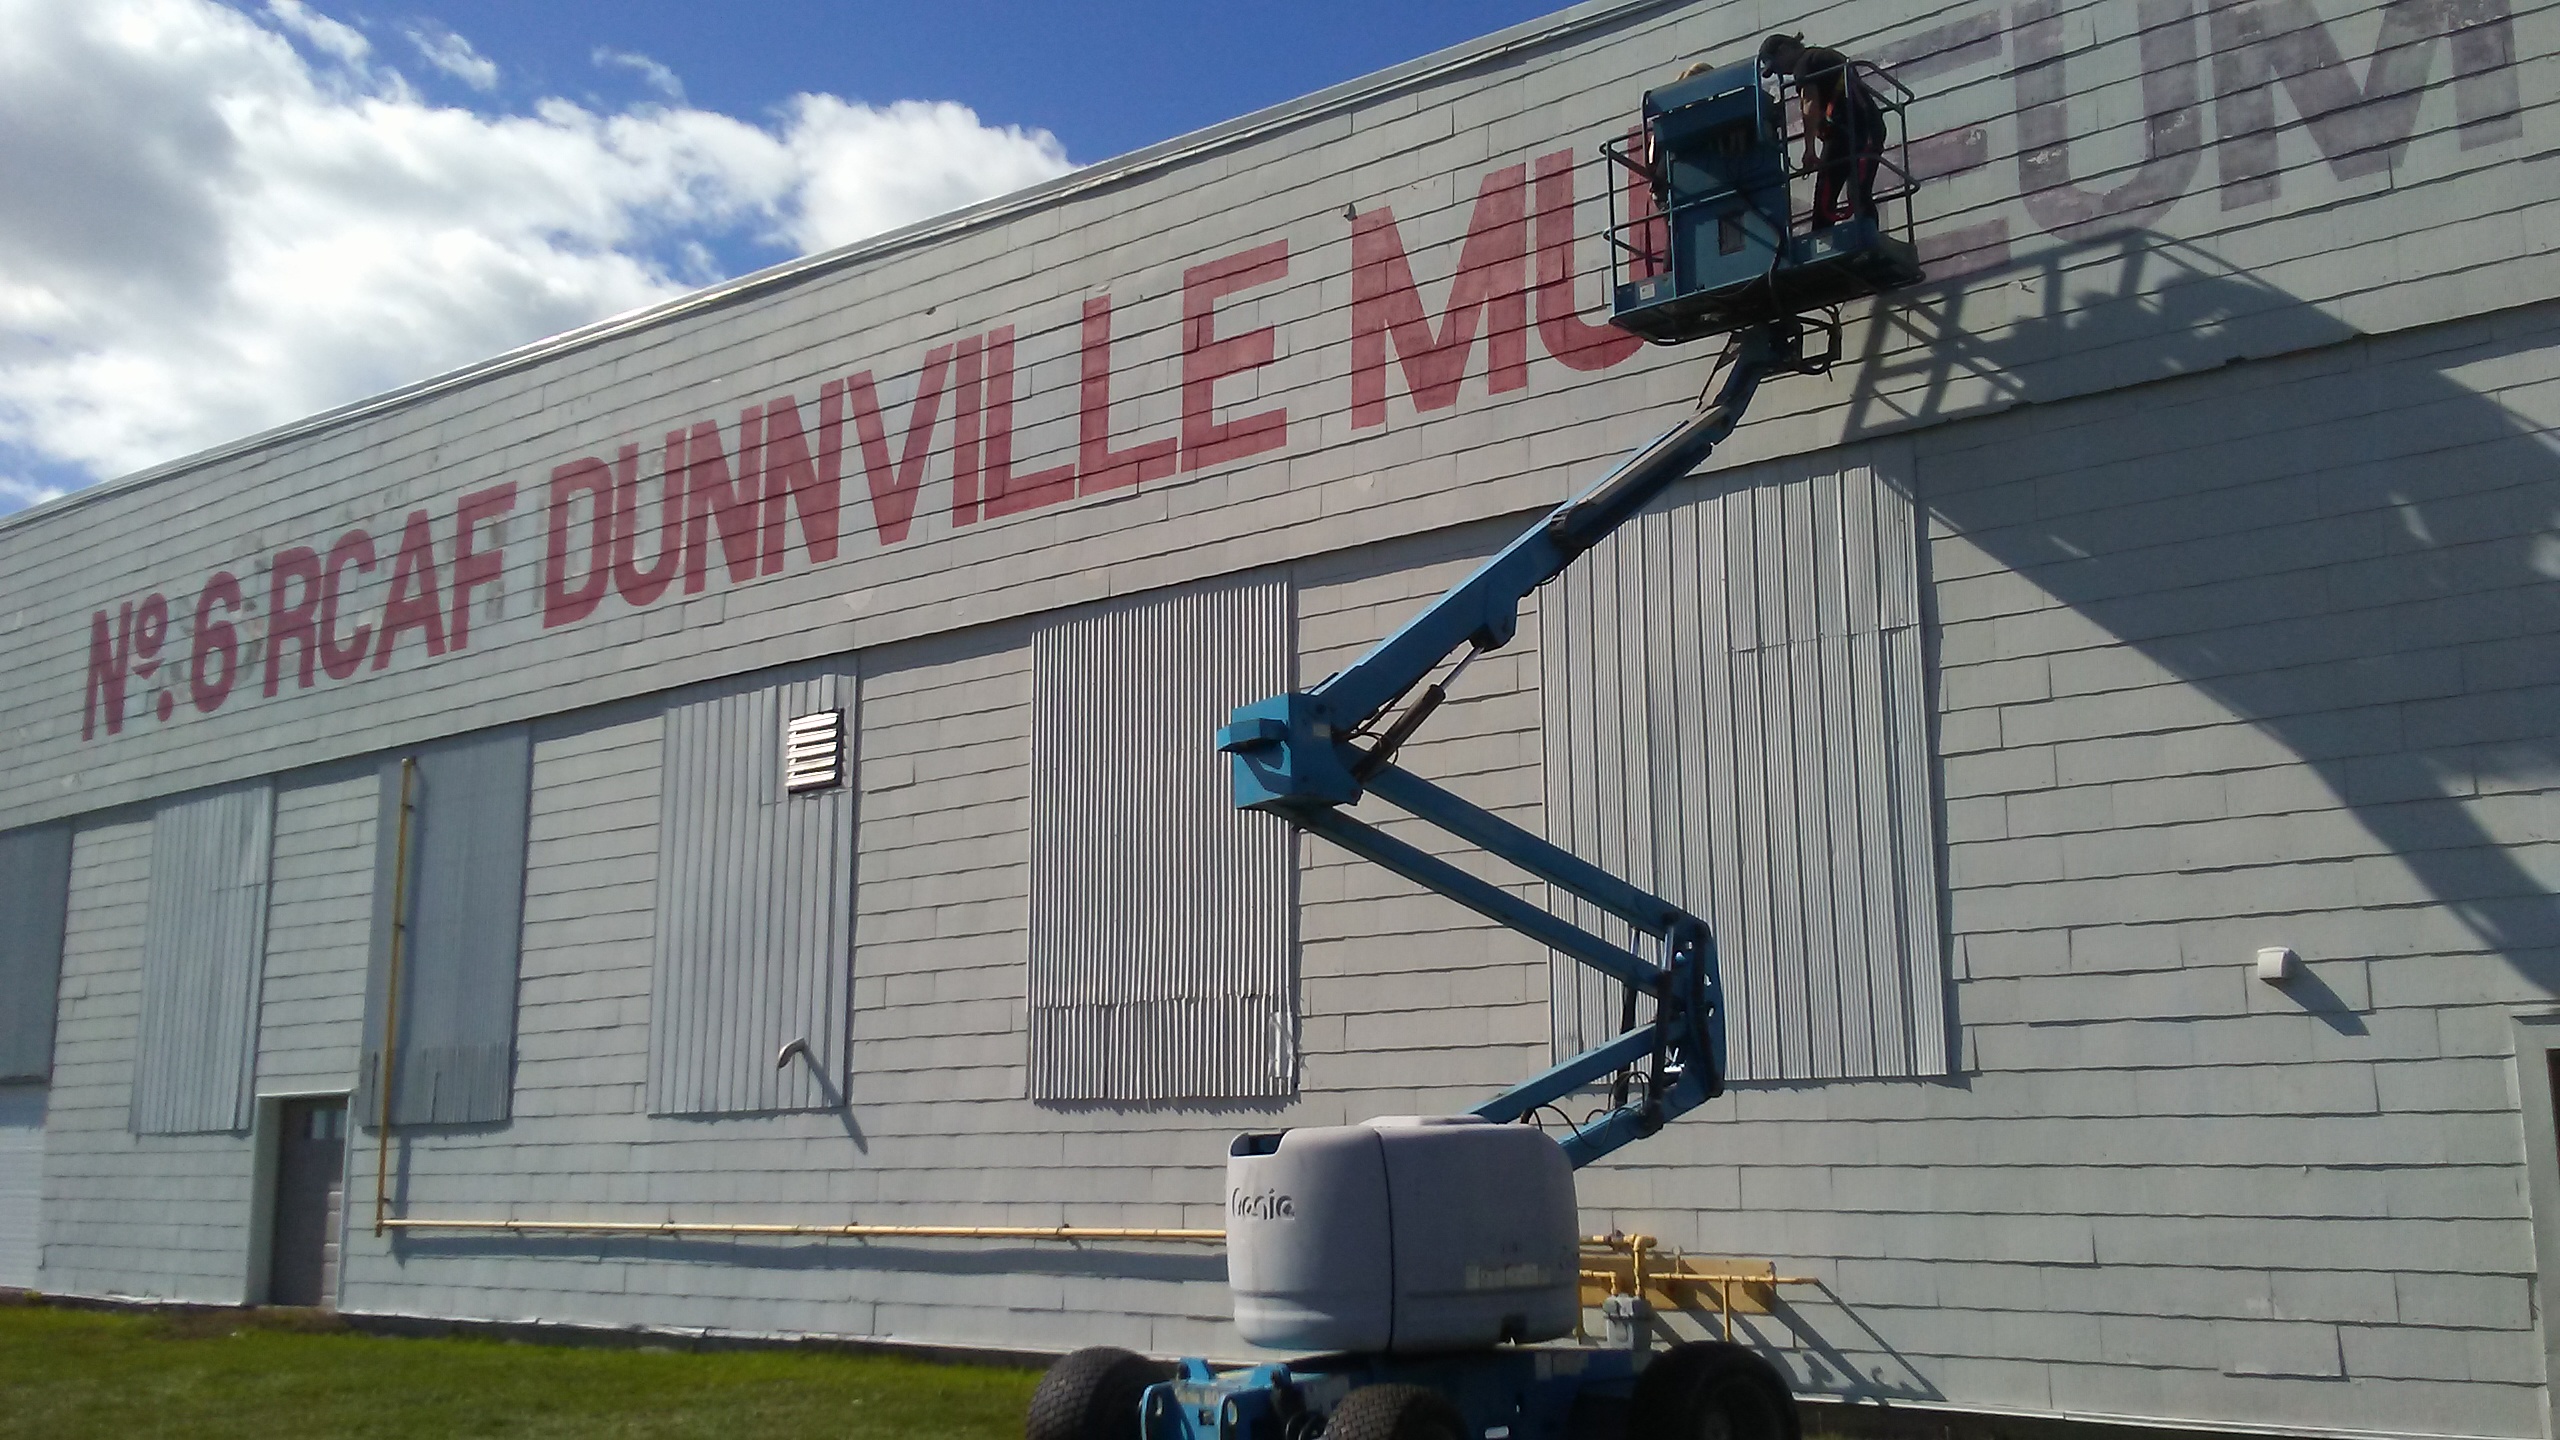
left=393, top=0, right=1568, bottom=280
left=405, top=3, right=1565, bottom=162
left=0, top=0, right=1566, bottom=513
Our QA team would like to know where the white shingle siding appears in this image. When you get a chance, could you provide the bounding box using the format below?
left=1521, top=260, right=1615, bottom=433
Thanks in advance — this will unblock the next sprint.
left=7, top=1, right=2557, bottom=1436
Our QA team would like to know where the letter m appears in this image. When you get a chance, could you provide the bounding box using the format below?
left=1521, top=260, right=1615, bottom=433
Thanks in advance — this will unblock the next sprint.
left=2211, top=0, right=2521, bottom=208
left=1351, top=164, right=1530, bottom=428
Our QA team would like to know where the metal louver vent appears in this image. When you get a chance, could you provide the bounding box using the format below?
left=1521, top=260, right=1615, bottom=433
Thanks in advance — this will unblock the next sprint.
left=783, top=710, right=844, bottom=794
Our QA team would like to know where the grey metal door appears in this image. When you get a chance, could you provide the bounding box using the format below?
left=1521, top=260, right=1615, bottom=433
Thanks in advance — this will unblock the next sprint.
left=268, top=1098, right=345, bottom=1307
left=0, top=1085, right=41, bottom=1288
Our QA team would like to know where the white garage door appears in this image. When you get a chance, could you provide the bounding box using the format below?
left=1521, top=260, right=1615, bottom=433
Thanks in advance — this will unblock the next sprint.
left=0, top=1085, right=42, bottom=1289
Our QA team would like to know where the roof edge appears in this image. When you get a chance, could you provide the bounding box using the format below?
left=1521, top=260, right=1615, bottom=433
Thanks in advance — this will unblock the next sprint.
left=0, top=0, right=1686, bottom=539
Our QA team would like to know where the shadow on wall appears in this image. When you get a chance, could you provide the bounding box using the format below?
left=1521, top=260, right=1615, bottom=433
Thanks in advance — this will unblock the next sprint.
left=1701, top=1285, right=1946, bottom=1403
left=1843, top=231, right=2559, bottom=984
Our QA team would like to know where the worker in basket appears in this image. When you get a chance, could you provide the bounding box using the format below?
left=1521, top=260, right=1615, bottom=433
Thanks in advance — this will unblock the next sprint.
left=1759, top=32, right=1884, bottom=230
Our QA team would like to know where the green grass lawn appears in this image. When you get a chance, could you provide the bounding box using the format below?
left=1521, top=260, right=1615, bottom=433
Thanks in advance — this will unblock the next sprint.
left=0, top=1300, right=1039, bottom=1439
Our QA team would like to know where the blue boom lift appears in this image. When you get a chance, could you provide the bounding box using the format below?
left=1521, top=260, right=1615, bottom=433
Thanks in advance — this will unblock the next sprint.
left=1028, top=49, right=1921, bottom=1440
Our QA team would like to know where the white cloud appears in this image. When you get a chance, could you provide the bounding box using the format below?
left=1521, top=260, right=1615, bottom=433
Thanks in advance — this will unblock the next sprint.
left=406, top=22, right=497, bottom=91
left=264, top=0, right=367, bottom=65
left=593, top=46, right=684, bottom=103
left=0, top=0, right=1074, bottom=500
left=782, top=95, right=1079, bottom=255
left=0, top=475, right=68, bottom=512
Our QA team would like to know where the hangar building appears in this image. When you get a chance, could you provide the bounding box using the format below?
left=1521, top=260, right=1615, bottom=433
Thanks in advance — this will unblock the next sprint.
left=1, top=1, right=2555, bottom=1436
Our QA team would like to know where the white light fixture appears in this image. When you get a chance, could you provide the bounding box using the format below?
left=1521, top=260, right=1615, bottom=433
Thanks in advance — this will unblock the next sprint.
left=2255, top=946, right=2297, bottom=984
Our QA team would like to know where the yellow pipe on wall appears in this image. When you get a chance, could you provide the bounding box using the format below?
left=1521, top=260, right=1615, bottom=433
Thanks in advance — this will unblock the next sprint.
left=372, top=757, right=415, bottom=1238
left=373, top=1218, right=1814, bottom=1271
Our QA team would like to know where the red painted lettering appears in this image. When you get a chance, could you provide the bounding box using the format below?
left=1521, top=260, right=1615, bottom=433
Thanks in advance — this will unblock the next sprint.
left=850, top=345, right=953, bottom=547
left=1181, top=240, right=1290, bottom=470
left=1078, top=295, right=1176, bottom=495
left=1533, top=151, right=1643, bottom=373
left=449, top=482, right=516, bottom=648
left=2016, top=0, right=2200, bottom=238
left=983, top=326, right=1077, bottom=519
left=372, top=511, right=447, bottom=669
left=190, top=573, right=242, bottom=713
left=265, top=546, right=323, bottom=696
left=2208, top=0, right=2518, bottom=210
left=950, top=336, right=988, bottom=526
left=612, top=438, right=682, bottom=607
left=320, top=530, right=376, bottom=681
left=133, top=592, right=170, bottom=721
left=681, top=412, right=765, bottom=594
left=132, top=593, right=169, bottom=679
left=543, top=459, right=613, bottom=628
left=82, top=605, right=132, bottom=740
left=1867, top=21, right=2009, bottom=274
left=758, top=389, right=843, bottom=575
left=1352, top=164, right=1529, bottom=427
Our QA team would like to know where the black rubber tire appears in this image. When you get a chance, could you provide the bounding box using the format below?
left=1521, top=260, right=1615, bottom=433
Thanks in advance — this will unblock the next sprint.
left=1625, top=1341, right=1800, bottom=1440
left=1025, top=1346, right=1172, bottom=1440
left=1325, top=1383, right=1469, bottom=1440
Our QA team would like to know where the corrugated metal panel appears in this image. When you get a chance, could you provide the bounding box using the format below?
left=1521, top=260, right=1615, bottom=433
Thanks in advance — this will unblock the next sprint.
left=131, top=784, right=272, bottom=1134
left=649, top=665, right=857, bottom=1116
left=357, top=727, right=532, bottom=1127
left=0, top=825, right=72, bottom=1082
left=258, top=772, right=378, bottom=1094
left=1027, top=577, right=1296, bottom=1102
left=0, top=1084, right=37, bottom=1287
left=1541, top=457, right=1947, bottom=1081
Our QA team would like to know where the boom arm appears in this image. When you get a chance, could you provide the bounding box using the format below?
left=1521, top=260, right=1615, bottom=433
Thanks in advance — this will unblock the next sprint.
left=1218, top=323, right=1800, bottom=1167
